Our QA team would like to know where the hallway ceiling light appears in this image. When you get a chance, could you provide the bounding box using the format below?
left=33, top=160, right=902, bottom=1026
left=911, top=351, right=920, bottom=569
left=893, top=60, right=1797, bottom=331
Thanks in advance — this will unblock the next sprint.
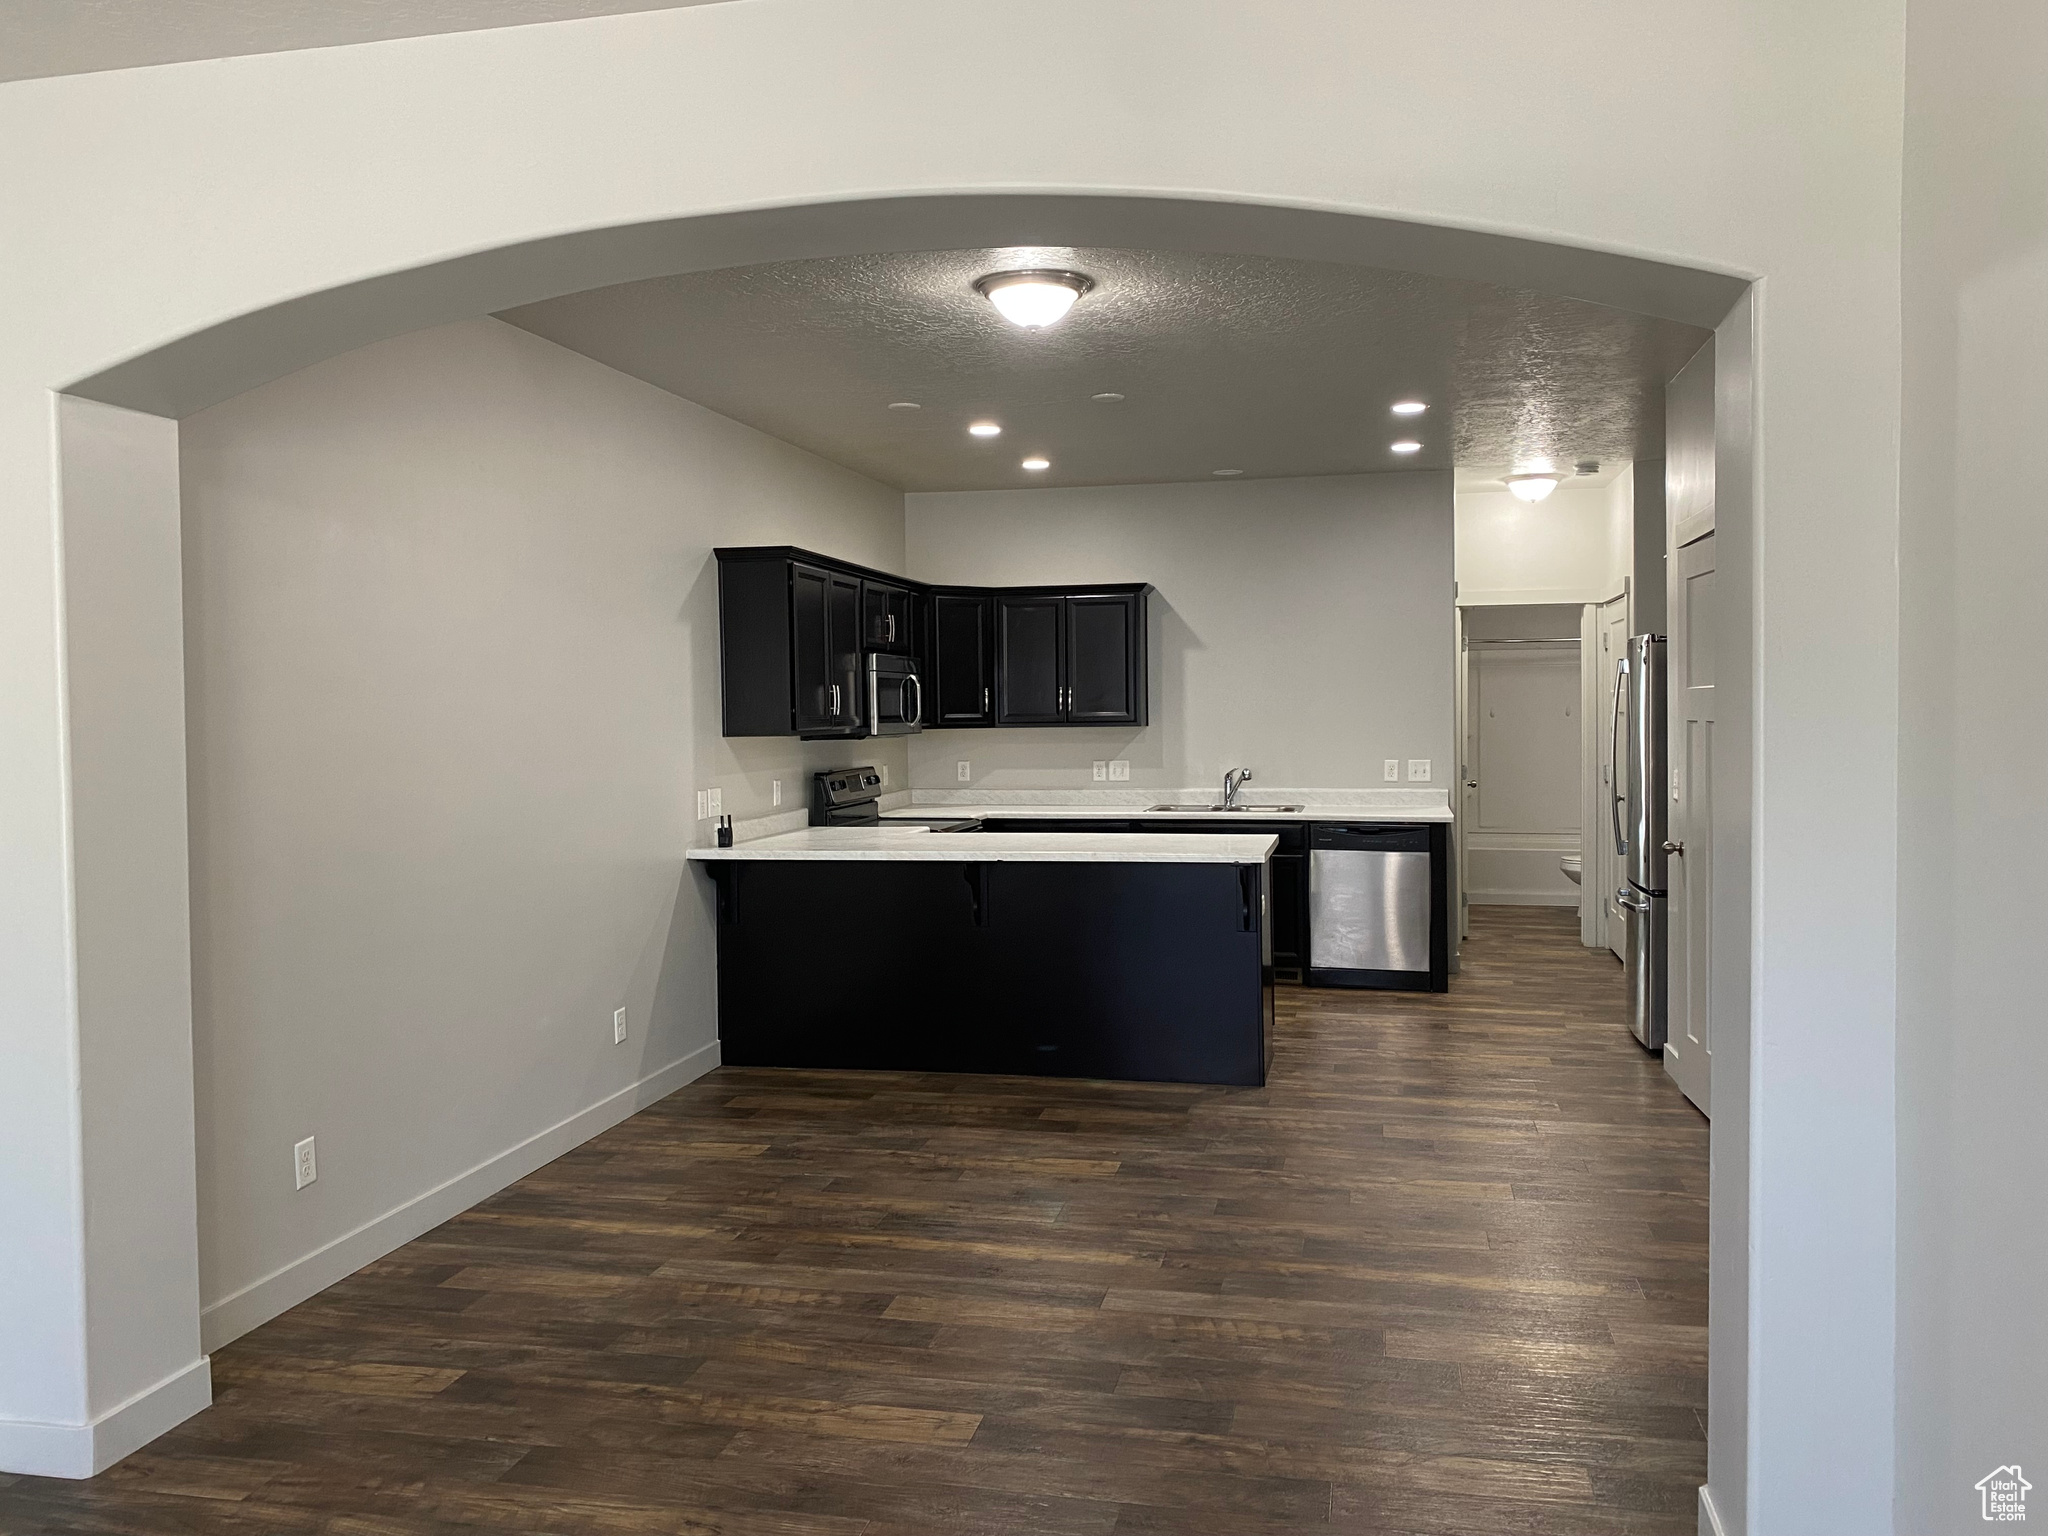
left=1092, top=391, right=1125, bottom=402
left=968, top=420, right=1002, bottom=437
left=1021, top=456, right=1051, bottom=471
left=1506, top=471, right=1563, bottom=501
left=887, top=400, right=921, bottom=410
left=1391, top=400, right=1428, bottom=415
left=1390, top=440, right=1422, bottom=454
left=975, top=269, right=1093, bottom=329
left=1212, top=468, right=1244, bottom=477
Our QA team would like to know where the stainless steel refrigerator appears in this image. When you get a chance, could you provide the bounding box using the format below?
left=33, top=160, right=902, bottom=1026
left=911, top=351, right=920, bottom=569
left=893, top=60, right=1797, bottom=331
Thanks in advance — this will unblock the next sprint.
left=1611, top=635, right=1668, bottom=1049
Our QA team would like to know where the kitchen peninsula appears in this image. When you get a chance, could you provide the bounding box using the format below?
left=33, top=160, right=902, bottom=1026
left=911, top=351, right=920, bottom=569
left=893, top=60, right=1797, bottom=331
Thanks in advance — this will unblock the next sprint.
left=688, top=827, right=1276, bottom=1086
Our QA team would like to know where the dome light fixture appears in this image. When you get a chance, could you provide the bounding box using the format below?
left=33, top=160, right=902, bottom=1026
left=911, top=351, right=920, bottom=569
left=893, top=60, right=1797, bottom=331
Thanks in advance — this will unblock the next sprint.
left=1021, top=456, right=1051, bottom=472
left=967, top=420, right=1002, bottom=438
left=1212, top=468, right=1244, bottom=477
left=975, top=269, right=1093, bottom=329
left=1390, top=440, right=1423, bottom=455
left=1391, top=400, right=1428, bottom=416
left=1506, top=471, right=1564, bottom=502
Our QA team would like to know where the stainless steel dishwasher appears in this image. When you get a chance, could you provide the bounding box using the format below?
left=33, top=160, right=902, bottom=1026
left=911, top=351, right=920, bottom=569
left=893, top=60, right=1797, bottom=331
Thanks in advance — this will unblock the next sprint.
left=1307, top=824, right=1434, bottom=989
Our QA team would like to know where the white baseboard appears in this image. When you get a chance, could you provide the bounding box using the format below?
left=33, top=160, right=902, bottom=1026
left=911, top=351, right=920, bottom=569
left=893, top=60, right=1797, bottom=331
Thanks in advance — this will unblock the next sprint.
left=199, top=1040, right=720, bottom=1353
left=1467, top=891, right=1580, bottom=907
left=0, top=1356, right=212, bottom=1479
left=1698, top=1482, right=1729, bottom=1536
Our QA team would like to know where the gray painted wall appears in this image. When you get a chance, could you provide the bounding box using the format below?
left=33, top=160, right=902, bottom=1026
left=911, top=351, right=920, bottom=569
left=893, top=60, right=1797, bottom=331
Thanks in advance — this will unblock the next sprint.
left=1897, top=0, right=2048, bottom=1526
left=902, top=473, right=1455, bottom=794
left=179, top=317, right=905, bottom=1339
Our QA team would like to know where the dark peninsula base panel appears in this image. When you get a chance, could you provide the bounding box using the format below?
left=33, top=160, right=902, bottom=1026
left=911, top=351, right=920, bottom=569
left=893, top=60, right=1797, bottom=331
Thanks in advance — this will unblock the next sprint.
left=709, top=859, right=1272, bottom=1086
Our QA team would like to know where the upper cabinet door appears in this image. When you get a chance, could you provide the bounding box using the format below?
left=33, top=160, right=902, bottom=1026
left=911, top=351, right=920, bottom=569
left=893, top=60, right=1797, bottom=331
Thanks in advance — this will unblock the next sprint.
left=932, top=592, right=995, bottom=725
left=827, top=572, right=863, bottom=731
left=789, top=563, right=837, bottom=733
left=1066, top=593, right=1143, bottom=724
left=996, top=595, right=1064, bottom=724
left=862, top=580, right=915, bottom=654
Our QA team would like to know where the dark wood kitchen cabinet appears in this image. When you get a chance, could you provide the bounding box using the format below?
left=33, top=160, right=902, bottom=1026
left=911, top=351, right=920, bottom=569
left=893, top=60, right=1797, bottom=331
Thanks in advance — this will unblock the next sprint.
left=716, top=548, right=870, bottom=738
left=1066, top=592, right=1143, bottom=724
left=996, top=594, right=1066, bottom=724
left=995, top=586, right=1148, bottom=727
left=719, top=547, right=1148, bottom=736
left=791, top=563, right=862, bottom=735
left=930, top=590, right=996, bottom=725
left=861, top=579, right=915, bottom=654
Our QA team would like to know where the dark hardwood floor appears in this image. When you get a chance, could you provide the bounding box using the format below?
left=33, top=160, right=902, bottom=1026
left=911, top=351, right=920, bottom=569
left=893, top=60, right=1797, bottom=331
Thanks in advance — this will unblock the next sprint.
left=0, top=906, right=1707, bottom=1536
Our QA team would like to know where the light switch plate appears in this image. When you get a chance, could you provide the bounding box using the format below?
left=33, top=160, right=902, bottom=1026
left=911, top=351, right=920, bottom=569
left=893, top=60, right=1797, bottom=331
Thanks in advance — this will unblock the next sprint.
left=695, top=789, right=709, bottom=820
left=1109, top=760, right=1130, bottom=781
left=1092, top=761, right=1107, bottom=781
left=1407, top=759, right=1432, bottom=782
left=772, top=780, right=782, bottom=807
left=1384, top=759, right=1400, bottom=782
left=957, top=761, right=971, bottom=782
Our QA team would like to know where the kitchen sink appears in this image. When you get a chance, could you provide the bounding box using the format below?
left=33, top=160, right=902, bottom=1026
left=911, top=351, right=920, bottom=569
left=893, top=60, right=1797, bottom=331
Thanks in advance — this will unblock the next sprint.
left=1147, top=803, right=1304, bottom=814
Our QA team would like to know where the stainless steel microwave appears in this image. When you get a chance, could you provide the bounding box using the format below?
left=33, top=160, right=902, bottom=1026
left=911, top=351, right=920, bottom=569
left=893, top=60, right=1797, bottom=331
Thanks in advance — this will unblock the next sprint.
left=866, top=653, right=923, bottom=736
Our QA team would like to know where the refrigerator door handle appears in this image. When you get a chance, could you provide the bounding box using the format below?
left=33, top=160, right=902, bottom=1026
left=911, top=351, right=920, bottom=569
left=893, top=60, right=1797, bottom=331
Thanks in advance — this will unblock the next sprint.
left=1609, top=657, right=1629, bottom=857
left=1616, top=885, right=1649, bottom=912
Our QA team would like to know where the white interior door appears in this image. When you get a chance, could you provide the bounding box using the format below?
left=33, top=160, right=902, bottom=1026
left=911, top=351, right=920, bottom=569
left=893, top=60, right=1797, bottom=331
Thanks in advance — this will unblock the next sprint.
left=1595, top=595, right=1631, bottom=958
left=1665, top=534, right=1715, bottom=1114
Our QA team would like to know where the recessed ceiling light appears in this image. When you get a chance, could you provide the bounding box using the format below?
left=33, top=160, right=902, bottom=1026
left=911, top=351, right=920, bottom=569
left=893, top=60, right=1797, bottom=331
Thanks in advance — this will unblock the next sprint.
left=1021, top=456, right=1051, bottom=472
left=1212, top=468, right=1243, bottom=477
left=1390, top=440, right=1423, bottom=454
left=1092, top=391, right=1125, bottom=402
left=968, top=421, right=1002, bottom=438
left=975, top=270, right=1093, bottom=329
left=887, top=401, right=921, bottom=411
left=1391, top=401, right=1428, bottom=415
left=1505, top=471, right=1564, bottom=502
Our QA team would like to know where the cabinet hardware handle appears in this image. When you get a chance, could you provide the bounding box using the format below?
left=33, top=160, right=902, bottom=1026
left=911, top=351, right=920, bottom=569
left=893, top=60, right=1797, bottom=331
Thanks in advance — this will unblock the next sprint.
left=829, top=683, right=840, bottom=716
left=983, top=685, right=991, bottom=715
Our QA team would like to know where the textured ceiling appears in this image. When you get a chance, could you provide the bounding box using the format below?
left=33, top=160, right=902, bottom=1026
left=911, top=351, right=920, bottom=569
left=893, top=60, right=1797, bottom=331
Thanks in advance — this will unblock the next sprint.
left=0, top=0, right=732, bottom=83
left=500, top=247, right=1711, bottom=493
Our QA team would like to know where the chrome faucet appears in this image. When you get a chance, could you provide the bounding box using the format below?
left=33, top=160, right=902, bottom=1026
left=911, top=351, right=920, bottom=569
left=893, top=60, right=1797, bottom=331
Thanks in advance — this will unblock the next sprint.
left=1221, top=767, right=1253, bottom=809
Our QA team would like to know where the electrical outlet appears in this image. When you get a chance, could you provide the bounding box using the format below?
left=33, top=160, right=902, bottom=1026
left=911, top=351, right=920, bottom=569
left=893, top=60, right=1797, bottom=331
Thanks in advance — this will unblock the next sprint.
left=879, top=766, right=889, bottom=786
left=1408, top=759, right=1432, bottom=782
left=1092, top=761, right=1107, bottom=782
left=1384, top=759, right=1400, bottom=782
left=613, top=1006, right=628, bottom=1045
left=294, top=1136, right=317, bottom=1191
left=772, top=779, right=782, bottom=807
left=708, top=787, right=723, bottom=815
left=695, top=789, right=709, bottom=820
left=957, top=761, right=971, bottom=782
left=1109, top=760, right=1130, bottom=782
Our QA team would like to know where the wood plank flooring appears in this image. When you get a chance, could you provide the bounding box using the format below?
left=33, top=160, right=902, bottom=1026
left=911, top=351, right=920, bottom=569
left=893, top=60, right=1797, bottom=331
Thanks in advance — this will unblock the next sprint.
left=0, top=906, right=1707, bottom=1536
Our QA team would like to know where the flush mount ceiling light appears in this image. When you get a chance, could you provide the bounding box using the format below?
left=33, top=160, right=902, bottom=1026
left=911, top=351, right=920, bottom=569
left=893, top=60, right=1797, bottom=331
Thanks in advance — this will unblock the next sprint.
left=1212, top=468, right=1244, bottom=477
left=1506, top=471, right=1564, bottom=502
left=1390, top=440, right=1423, bottom=455
left=1021, top=456, right=1051, bottom=471
left=1391, top=400, right=1428, bottom=416
left=975, top=269, right=1093, bottom=329
left=887, top=400, right=921, bottom=411
left=967, top=420, right=1002, bottom=438
left=1091, top=391, right=1125, bottom=402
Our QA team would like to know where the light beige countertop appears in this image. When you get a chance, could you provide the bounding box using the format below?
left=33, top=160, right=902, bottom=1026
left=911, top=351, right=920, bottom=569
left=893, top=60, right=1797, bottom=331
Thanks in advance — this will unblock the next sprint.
left=686, top=826, right=1279, bottom=863
left=879, top=802, right=1455, bottom=825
